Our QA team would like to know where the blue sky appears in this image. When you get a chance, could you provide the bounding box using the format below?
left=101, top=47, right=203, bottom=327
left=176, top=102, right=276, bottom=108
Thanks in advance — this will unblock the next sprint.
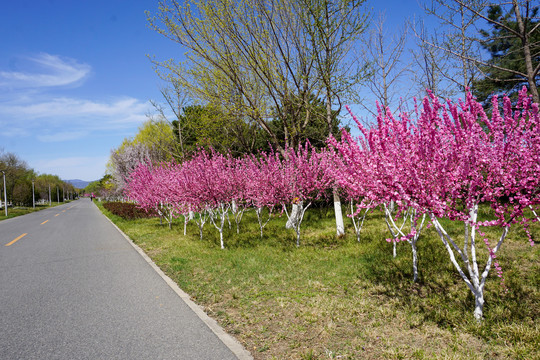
left=0, top=0, right=423, bottom=181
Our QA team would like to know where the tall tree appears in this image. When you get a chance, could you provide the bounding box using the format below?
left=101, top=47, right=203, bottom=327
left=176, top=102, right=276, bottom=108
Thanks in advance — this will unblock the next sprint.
left=423, top=0, right=540, bottom=102
left=419, top=0, right=484, bottom=98
left=300, top=0, right=368, bottom=236
left=108, top=119, right=175, bottom=194
left=360, top=13, right=412, bottom=115
left=152, top=81, right=261, bottom=159
left=171, top=104, right=261, bottom=156
left=147, top=0, right=320, bottom=154
left=474, top=3, right=540, bottom=101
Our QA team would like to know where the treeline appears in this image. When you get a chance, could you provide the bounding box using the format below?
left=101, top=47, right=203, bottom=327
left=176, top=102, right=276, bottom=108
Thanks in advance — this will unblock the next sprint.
left=0, top=150, right=77, bottom=207
left=97, top=1, right=539, bottom=226
left=108, top=0, right=538, bottom=188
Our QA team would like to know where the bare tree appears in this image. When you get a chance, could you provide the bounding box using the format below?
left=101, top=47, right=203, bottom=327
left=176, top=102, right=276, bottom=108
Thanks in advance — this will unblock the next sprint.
left=421, top=0, right=539, bottom=102
left=360, top=13, right=413, bottom=115
left=301, top=0, right=368, bottom=236
left=147, top=0, right=321, bottom=154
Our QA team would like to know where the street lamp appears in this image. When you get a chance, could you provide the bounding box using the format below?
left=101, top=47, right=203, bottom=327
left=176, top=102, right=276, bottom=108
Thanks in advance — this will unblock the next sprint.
left=49, top=184, right=51, bottom=206
left=32, top=180, right=35, bottom=209
left=1, top=170, right=7, bottom=217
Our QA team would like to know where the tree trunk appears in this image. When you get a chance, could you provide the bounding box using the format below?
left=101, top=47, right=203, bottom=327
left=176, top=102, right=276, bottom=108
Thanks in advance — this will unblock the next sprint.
left=513, top=0, right=540, bottom=103
left=333, top=188, right=345, bottom=236
left=411, top=239, right=418, bottom=282
left=286, top=202, right=302, bottom=229
left=473, top=289, right=484, bottom=321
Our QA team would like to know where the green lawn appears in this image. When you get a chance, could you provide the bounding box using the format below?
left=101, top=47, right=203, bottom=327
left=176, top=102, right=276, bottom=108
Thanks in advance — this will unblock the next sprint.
left=97, top=202, right=539, bottom=360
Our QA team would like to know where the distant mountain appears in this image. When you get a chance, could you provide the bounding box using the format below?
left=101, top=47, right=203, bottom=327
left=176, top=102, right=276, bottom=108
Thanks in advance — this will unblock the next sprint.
left=64, top=179, right=92, bottom=189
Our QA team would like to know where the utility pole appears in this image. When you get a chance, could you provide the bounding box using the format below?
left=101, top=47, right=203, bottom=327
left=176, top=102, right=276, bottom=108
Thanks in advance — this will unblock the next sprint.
left=1, top=170, right=7, bottom=217
left=49, top=185, right=51, bottom=206
left=32, top=179, right=35, bottom=209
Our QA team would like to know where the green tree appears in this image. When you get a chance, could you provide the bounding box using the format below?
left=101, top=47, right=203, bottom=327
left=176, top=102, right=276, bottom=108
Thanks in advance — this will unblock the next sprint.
left=263, top=94, right=343, bottom=151
left=424, top=0, right=539, bottom=103
left=148, top=0, right=322, bottom=154
left=473, top=3, right=540, bottom=102
left=171, top=104, right=261, bottom=157
left=0, top=151, right=32, bottom=206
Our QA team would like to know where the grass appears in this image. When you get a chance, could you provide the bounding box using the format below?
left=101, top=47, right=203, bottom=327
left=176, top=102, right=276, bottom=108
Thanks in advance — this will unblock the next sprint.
left=0, top=202, right=67, bottom=221
left=96, top=201, right=540, bottom=360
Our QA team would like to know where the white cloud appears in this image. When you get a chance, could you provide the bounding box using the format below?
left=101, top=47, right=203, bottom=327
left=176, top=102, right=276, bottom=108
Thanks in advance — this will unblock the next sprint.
left=0, top=96, right=150, bottom=133
left=0, top=53, right=91, bottom=88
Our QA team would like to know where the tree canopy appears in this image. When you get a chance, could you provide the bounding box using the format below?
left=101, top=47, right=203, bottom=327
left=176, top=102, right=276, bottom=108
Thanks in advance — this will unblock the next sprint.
left=473, top=3, right=540, bottom=102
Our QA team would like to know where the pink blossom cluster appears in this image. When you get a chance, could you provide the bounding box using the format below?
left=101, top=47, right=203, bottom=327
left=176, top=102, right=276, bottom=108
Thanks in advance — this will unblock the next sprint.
left=330, top=87, right=540, bottom=231
left=124, top=144, right=328, bottom=244
left=329, top=87, right=538, bottom=319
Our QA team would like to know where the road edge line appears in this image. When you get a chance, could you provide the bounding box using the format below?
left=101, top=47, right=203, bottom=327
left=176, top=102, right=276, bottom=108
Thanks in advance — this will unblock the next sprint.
left=99, top=209, right=254, bottom=360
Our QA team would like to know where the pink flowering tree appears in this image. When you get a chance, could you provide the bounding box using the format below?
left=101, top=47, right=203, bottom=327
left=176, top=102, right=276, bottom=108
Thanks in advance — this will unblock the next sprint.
left=124, top=162, right=161, bottom=215
left=417, top=88, right=539, bottom=320
left=244, top=152, right=282, bottom=238
left=329, top=105, right=428, bottom=281
left=228, top=156, right=249, bottom=234
left=343, top=87, right=539, bottom=320
left=326, top=127, right=376, bottom=243
left=185, top=150, right=238, bottom=249
left=271, top=143, right=330, bottom=247
left=125, top=162, right=180, bottom=229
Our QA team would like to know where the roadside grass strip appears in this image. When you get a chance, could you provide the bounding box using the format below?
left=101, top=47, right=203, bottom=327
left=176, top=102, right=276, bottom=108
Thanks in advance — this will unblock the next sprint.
left=97, top=202, right=540, bottom=360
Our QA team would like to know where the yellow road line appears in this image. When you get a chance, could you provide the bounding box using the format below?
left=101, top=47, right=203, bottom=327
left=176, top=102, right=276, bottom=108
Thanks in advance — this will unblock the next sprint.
left=61, top=210, right=66, bottom=213
left=5, top=233, right=27, bottom=247
left=55, top=214, right=60, bottom=217
left=41, top=220, right=49, bottom=225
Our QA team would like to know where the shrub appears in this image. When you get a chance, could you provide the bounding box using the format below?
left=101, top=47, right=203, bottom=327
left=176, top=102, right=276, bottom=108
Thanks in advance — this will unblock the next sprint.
left=103, top=201, right=157, bottom=220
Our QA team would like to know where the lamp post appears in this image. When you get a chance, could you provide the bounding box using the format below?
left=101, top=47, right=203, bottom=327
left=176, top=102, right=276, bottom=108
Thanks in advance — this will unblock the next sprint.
left=32, top=180, right=35, bottom=209
left=49, top=185, right=51, bottom=206
left=1, top=170, right=7, bottom=217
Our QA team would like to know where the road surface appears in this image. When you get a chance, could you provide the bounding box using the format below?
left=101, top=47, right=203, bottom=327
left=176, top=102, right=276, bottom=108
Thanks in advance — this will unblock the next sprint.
left=0, top=199, right=248, bottom=359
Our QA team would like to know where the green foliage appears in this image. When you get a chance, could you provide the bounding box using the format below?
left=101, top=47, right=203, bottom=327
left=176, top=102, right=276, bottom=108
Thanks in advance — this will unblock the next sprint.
left=148, top=0, right=364, bottom=155
left=172, top=104, right=260, bottom=156
left=84, top=174, right=114, bottom=197
left=0, top=150, right=73, bottom=206
left=264, top=94, right=345, bottom=151
left=473, top=4, right=540, bottom=102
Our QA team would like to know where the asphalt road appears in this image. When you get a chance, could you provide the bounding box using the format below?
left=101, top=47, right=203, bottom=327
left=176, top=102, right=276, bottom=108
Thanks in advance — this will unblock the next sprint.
left=0, top=199, right=245, bottom=359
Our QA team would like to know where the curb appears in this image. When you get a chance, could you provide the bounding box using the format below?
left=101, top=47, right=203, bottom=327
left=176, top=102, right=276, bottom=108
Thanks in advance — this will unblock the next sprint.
left=99, top=207, right=254, bottom=360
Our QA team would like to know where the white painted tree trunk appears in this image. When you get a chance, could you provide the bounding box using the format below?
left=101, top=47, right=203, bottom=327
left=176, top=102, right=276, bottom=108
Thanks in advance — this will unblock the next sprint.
left=384, top=205, right=426, bottom=282
left=194, top=211, right=209, bottom=240
left=256, top=206, right=273, bottom=239
left=333, top=188, right=345, bottom=236
left=349, top=200, right=371, bottom=242
left=384, top=204, right=409, bottom=258
left=230, top=200, right=245, bottom=234
left=285, top=203, right=301, bottom=229
left=529, top=205, right=540, bottom=222
left=284, top=201, right=311, bottom=247
left=409, top=214, right=425, bottom=283
left=430, top=205, right=509, bottom=321
left=210, top=203, right=230, bottom=249
left=183, top=211, right=194, bottom=236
